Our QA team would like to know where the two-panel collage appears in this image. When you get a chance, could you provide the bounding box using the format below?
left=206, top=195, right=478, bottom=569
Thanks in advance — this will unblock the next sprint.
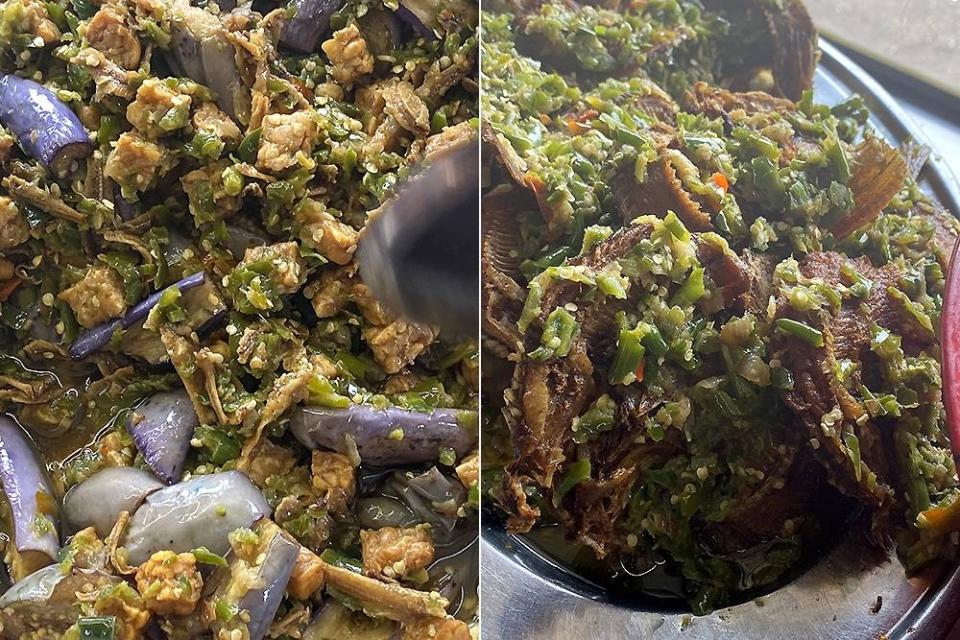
left=1, top=0, right=960, bottom=637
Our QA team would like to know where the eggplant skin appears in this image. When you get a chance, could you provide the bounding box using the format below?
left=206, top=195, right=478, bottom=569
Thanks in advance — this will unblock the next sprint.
left=208, top=521, right=299, bottom=640
left=64, top=469, right=270, bottom=568
left=61, top=467, right=164, bottom=537
left=120, top=471, right=270, bottom=566
left=0, top=564, right=62, bottom=605
left=0, top=417, right=60, bottom=580
left=69, top=271, right=207, bottom=360
left=167, top=5, right=247, bottom=122
left=0, top=75, right=92, bottom=175
left=242, top=530, right=299, bottom=640
left=0, top=565, right=66, bottom=637
left=127, top=390, right=199, bottom=484
left=289, top=405, right=478, bottom=466
left=280, top=0, right=344, bottom=53
left=199, top=36, right=247, bottom=121
left=0, top=565, right=121, bottom=639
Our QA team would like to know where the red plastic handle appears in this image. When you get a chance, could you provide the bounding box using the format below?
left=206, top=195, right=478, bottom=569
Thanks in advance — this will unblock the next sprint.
left=941, top=236, right=960, bottom=468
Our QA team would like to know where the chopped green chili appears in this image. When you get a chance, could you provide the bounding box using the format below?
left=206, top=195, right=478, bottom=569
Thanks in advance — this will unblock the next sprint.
left=774, top=318, right=825, bottom=347
left=553, top=459, right=591, bottom=507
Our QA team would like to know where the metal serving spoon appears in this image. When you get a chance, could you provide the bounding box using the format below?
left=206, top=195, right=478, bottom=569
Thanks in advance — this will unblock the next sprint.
left=356, top=142, right=478, bottom=337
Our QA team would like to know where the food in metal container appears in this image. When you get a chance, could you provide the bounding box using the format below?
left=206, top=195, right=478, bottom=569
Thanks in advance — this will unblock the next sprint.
left=482, top=0, right=959, bottom=614
left=0, top=0, right=478, bottom=635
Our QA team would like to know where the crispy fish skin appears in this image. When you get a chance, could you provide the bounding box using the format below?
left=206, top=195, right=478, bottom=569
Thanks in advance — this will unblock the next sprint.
left=497, top=225, right=654, bottom=531
left=613, top=155, right=713, bottom=232
left=832, top=136, right=909, bottom=239
left=704, top=0, right=818, bottom=101
left=774, top=252, right=938, bottom=511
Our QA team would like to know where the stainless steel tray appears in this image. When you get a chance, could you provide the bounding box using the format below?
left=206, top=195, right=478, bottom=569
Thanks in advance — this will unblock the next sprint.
left=481, top=40, right=960, bottom=640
